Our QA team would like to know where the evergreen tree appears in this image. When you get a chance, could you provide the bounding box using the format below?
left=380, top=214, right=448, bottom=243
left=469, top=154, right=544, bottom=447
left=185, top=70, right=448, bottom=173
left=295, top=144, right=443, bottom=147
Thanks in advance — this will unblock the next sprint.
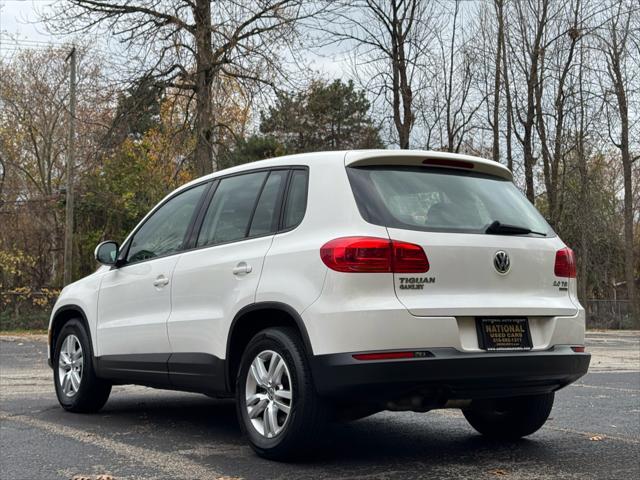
left=260, top=79, right=383, bottom=153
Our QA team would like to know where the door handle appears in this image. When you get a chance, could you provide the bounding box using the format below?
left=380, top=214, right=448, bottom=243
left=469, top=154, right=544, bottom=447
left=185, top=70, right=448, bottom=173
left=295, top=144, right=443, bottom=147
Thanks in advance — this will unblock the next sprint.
left=153, top=275, right=169, bottom=287
left=232, top=262, right=252, bottom=276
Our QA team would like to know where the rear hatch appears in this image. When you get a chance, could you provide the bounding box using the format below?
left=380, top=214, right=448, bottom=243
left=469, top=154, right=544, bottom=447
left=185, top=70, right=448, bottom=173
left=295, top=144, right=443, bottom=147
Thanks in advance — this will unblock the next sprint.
left=345, top=152, right=578, bottom=318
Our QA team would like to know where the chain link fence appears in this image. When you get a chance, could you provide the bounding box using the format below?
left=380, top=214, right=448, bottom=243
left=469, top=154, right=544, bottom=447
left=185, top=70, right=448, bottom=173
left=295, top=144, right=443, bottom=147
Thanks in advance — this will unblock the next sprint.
left=585, top=300, right=634, bottom=330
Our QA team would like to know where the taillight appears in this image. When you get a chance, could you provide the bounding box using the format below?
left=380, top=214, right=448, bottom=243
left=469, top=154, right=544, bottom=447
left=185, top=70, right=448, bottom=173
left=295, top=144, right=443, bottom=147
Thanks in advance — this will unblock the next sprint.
left=393, top=240, right=430, bottom=272
left=320, top=237, right=429, bottom=273
left=554, top=247, right=577, bottom=278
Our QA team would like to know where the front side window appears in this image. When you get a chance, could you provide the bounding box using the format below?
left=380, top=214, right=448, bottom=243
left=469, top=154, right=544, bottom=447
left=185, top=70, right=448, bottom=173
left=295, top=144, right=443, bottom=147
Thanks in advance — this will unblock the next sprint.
left=196, top=171, right=268, bottom=247
left=347, top=166, right=553, bottom=236
left=127, top=183, right=208, bottom=263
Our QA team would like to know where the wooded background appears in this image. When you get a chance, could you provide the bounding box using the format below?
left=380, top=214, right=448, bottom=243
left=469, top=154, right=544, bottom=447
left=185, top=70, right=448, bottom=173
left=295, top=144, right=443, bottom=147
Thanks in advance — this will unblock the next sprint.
left=0, top=0, right=638, bottom=329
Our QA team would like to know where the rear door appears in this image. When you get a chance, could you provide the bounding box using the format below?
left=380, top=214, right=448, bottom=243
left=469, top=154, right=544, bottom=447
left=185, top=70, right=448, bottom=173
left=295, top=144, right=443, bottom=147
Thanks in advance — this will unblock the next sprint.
left=167, top=169, right=289, bottom=390
left=347, top=165, right=578, bottom=318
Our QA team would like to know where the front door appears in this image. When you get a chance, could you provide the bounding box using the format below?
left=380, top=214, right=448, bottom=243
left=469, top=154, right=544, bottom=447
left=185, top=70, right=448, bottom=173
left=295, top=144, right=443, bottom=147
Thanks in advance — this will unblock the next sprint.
left=96, top=182, right=209, bottom=382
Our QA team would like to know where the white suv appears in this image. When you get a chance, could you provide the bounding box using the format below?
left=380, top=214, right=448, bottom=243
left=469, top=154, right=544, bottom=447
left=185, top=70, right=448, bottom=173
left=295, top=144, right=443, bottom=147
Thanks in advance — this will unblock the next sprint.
left=49, top=150, right=590, bottom=459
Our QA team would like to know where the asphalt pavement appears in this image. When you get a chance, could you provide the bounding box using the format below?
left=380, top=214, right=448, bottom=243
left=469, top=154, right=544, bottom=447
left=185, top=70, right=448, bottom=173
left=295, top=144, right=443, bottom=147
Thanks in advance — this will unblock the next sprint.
left=0, top=331, right=638, bottom=480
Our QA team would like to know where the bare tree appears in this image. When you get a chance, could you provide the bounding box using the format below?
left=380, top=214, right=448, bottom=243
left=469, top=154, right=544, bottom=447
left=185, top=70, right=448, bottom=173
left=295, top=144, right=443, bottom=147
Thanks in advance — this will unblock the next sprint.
left=436, top=0, right=485, bottom=153
left=506, top=0, right=552, bottom=202
left=534, top=0, right=583, bottom=227
left=595, top=0, right=639, bottom=317
left=45, top=0, right=320, bottom=176
left=324, top=0, right=437, bottom=148
left=0, top=47, right=110, bottom=284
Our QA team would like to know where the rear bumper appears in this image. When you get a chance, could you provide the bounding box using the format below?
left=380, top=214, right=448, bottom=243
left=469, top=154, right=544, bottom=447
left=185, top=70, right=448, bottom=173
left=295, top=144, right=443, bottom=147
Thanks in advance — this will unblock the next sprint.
left=310, top=346, right=590, bottom=400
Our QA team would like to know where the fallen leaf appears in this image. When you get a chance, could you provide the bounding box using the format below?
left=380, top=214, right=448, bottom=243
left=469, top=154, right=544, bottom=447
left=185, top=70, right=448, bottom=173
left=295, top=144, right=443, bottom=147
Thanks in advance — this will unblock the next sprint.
left=489, top=469, right=508, bottom=476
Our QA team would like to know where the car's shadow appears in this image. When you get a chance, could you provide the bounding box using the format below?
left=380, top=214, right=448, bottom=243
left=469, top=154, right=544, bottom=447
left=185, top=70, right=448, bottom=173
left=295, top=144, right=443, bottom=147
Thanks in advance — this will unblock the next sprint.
left=50, top=389, right=608, bottom=477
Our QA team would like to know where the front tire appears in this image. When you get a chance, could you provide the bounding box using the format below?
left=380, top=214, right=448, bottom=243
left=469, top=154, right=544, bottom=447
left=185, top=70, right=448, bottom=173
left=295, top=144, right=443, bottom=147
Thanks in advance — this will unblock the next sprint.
left=463, top=393, right=554, bottom=439
left=235, top=327, right=327, bottom=460
left=53, top=319, right=111, bottom=413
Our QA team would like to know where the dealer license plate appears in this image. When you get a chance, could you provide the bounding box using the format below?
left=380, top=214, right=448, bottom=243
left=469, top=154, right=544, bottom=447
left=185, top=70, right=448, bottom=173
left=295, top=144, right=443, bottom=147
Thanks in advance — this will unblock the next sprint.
left=477, top=317, right=532, bottom=351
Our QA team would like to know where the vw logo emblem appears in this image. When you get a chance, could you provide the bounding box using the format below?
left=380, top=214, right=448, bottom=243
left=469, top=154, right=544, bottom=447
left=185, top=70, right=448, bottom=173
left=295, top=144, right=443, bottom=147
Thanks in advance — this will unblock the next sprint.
left=494, top=251, right=511, bottom=274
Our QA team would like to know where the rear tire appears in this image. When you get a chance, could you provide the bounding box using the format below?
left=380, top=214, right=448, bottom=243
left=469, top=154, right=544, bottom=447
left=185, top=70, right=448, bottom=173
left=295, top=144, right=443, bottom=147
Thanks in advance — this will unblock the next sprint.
left=235, top=327, right=327, bottom=460
left=53, top=319, right=111, bottom=413
left=463, top=393, right=554, bottom=439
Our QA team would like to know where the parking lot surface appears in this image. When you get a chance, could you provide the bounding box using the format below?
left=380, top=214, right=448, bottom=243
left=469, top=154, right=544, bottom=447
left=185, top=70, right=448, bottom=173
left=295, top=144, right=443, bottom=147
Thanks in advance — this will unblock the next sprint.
left=1, top=331, right=638, bottom=480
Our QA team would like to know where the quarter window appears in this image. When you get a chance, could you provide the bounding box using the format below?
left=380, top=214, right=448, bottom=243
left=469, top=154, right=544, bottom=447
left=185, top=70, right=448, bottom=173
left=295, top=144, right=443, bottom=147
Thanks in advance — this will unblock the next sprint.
left=126, top=183, right=208, bottom=263
left=282, top=170, right=308, bottom=229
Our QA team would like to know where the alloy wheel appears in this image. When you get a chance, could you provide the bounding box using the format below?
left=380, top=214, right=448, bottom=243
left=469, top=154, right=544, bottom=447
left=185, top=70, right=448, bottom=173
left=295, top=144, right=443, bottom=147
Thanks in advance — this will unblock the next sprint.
left=58, top=334, right=83, bottom=397
left=245, top=350, right=293, bottom=438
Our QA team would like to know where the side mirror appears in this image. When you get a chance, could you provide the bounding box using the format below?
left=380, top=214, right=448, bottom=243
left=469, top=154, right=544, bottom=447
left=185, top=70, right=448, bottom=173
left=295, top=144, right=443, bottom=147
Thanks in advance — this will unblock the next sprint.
left=95, top=241, right=119, bottom=266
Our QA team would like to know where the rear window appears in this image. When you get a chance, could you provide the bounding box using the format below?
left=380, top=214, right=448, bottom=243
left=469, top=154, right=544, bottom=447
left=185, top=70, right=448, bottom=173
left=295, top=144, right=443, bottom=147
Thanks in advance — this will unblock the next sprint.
left=347, top=166, right=553, bottom=236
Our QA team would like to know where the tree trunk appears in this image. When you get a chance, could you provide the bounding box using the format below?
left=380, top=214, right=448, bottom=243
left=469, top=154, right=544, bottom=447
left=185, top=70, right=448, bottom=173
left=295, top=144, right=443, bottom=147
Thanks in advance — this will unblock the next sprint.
left=533, top=47, right=555, bottom=218
left=445, top=0, right=460, bottom=153
left=512, top=0, right=548, bottom=203
left=193, top=0, right=215, bottom=176
left=390, top=0, right=413, bottom=149
left=609, top=26, right=637, bottom=324
left=502, top=32, right=513, bottom=171
left=491, top=0, right=505, bottom=162
left=615, top=76, right=637, bottom=323
left=577, top=44, right=589, bottom=305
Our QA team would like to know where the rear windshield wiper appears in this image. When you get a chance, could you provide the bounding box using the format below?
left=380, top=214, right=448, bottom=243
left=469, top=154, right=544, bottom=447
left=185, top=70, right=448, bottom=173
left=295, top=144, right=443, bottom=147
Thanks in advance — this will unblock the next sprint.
left=485, top=220, right=547, bottom=236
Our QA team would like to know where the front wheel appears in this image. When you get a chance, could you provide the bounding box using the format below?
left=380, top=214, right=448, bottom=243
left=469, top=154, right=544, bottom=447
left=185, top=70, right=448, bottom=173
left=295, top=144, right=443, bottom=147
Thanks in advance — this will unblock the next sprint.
left=463, top=393, right=554, bottom=439
left=53, top=319, right=111, bottom=413
left=235, top=327, right=327, bottom=460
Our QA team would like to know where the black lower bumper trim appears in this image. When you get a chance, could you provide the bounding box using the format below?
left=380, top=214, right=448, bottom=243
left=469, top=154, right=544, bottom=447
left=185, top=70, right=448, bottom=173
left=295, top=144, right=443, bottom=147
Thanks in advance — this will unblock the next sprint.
left=310, top=346, right=590, bottom=400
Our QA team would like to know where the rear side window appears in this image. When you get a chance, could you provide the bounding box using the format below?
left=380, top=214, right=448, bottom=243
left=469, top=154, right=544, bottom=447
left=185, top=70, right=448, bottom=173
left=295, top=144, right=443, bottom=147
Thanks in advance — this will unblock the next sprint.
left=249, top=170, right=288, bottom=236
left=197, top=171, right=268, bottom=247
left=347, top=166, right=552, bottom=235
left=282, top=169, right=308, bottom=229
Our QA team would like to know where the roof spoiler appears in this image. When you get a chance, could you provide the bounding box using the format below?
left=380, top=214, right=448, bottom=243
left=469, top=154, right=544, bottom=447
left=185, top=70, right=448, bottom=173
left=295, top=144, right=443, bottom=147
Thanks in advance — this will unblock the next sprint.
left=344, top=150, right=513, bottom=181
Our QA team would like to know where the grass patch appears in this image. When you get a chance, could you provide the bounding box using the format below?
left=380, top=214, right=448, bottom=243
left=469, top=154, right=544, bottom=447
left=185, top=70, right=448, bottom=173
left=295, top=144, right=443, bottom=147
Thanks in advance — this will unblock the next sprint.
left=0, top=328, right=48, bottom=335
left=0, top=311, right=49, bottom=331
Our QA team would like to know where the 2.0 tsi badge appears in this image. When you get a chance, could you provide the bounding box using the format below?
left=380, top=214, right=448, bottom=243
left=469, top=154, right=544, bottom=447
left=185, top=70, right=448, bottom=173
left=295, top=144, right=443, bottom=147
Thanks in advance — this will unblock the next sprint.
left=494, top=250, right=511, bottom=274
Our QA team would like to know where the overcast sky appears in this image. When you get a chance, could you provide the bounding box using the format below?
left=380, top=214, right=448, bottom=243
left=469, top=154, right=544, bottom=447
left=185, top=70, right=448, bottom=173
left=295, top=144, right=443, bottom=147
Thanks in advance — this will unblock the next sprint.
left=1, top=1, right=58, bottom=45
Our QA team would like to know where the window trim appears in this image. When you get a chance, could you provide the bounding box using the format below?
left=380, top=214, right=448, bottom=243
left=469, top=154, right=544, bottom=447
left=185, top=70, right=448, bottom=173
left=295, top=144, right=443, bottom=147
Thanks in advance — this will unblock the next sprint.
left=114, top=165, right=310, bottom=269
left=188, top=166, right=309, bottom=252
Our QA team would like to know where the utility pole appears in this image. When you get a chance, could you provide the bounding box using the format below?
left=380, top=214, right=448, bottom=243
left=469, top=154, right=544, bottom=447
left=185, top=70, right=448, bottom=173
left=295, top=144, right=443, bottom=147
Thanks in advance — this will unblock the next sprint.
left=63, top=47, right=76, bottom=286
